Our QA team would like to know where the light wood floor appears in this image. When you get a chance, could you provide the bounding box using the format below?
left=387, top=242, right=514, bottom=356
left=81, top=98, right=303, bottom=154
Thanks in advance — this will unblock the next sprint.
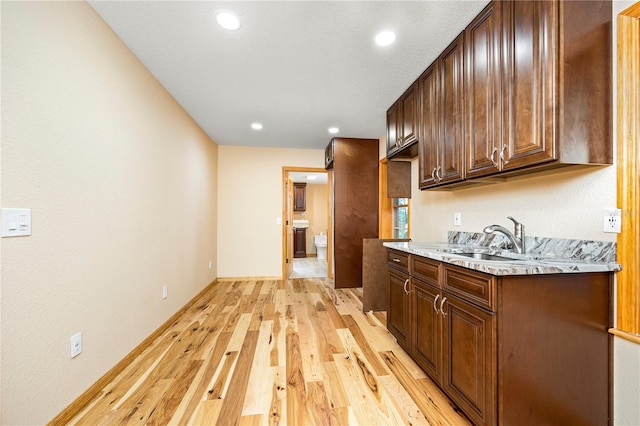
left=67, top=278, right=471, bottom=425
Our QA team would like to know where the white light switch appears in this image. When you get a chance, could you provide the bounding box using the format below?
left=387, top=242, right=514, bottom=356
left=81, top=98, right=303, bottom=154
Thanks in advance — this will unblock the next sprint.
left=2, top=208, right=31, bottom=237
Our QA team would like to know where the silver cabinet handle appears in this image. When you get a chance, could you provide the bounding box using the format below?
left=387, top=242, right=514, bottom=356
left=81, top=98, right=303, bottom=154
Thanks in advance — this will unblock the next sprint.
left=439, top=296, right=447, bottom=317
left=436, top=166, right=442, bottom=181
left=403, top=279, right=409, bottom=295
left=500, top=145, right=510, bottom=165
left=490, top=146, right=499, bottom=168
left=433, top=294, right=440, bottom=314
left=392, top=258, right=401, bottom=263
left=431, top=167, right=437, bottom=182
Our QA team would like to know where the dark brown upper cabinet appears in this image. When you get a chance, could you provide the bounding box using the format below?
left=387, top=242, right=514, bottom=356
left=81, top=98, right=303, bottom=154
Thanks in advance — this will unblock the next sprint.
left=418, top=34, right=465, bottom=189
left=465, top=0, right=612, bottom=180
left=293, top=182, right=306, bottom=212
left=387, top=82, right=419, bottom=159
left=465, top=1, right=503, bottom=178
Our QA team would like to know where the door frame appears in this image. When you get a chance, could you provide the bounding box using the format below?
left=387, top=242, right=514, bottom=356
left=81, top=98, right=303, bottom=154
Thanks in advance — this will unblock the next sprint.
left=281, top=166, right=332, bottom=280
left=611, top=2, right=640, bottom=341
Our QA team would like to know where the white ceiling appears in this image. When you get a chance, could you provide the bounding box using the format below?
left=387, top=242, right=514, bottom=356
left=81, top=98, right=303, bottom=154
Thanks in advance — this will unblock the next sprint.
left=88, top=1, right=489, bottom=150
left=289, top=171, right=328, bottom=184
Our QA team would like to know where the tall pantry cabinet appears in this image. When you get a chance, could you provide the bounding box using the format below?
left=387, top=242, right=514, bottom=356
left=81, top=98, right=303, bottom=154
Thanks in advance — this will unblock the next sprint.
left=325, top=137, right=379, bottom=288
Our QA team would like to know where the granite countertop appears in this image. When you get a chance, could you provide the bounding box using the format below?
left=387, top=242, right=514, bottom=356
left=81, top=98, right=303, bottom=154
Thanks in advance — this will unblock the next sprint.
left=383, top=232, right=622, bottom=276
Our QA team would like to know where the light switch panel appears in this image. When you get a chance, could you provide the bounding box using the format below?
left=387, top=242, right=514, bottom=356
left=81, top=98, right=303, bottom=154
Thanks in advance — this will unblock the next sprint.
left=2, top=208, right=31, bottom=237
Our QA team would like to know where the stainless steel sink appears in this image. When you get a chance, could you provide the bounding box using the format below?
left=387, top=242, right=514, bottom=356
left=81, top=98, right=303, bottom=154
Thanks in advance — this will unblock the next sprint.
left=456, top=252, right=516, bottom=261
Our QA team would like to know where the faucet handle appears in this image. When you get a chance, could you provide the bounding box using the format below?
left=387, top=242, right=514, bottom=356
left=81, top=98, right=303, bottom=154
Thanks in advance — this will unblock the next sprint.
left=507, top=216, right=524, bottom=234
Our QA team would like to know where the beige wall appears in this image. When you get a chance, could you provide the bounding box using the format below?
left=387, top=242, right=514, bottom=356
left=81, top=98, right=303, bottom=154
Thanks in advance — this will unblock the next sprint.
left=1, top=2, right=218, bottom=424
left=217, top=146, right=324, bottom=278
left=293, top=182, right=329, bottom=254
left=409, top=164, right=617, bottom=242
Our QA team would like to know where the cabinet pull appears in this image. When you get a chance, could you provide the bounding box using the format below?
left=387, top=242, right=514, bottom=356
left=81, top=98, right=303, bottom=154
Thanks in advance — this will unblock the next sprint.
left=431, top=168, right=437, bottom=182
left=490, top=147, right=499, bottom=167
left=439, top=296, right=447, bottom=317
left=392, top=258, right=401, bottom=263
left=436, top=166, right=442, bottom=181
left=500, top=145, right=510, bottom=165
left=403, top=279, right=409, bottom=295
left=433, top=294, right=440, bottom=314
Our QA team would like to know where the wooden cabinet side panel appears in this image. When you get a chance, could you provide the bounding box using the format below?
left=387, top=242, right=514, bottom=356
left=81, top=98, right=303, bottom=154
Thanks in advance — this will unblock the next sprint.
left=501, top=0, right=557, bottom=169
left=498, top=273, right=611, bottom=426
left=333, top=138, right=379, bottom=288
left=558, top=0, right=612, bottom=164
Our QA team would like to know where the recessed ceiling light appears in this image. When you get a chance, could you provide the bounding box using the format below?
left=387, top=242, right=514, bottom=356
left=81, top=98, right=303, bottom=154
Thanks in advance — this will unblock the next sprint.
left=375, top=31, right=396, bottom=47
left=251, top=123, right=263, bottom=130
left=216, top=12, right=241, bottom=31
left=307, top=175, right=318, bottom=181
left=328, top=127, right=339, bottom=134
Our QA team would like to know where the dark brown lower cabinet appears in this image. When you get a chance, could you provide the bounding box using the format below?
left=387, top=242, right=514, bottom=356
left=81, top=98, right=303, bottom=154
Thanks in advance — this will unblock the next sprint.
left=387, top=267, right=410, bottom=351
left=387, top=249, right=612, bottom=426
left=442, top=293, right=495, bottom=426
left=293, top=228, right=306, bottom=258
left=412, top=279, right=442, bottom=382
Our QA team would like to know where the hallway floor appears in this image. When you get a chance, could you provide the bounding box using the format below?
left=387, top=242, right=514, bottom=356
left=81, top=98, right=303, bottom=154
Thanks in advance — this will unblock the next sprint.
left=290, top=256, right=327, bottom=278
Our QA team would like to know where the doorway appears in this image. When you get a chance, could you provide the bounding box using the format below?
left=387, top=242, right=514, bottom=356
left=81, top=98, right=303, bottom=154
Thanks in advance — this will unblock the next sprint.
left=281, top=166, right=331, bottom=280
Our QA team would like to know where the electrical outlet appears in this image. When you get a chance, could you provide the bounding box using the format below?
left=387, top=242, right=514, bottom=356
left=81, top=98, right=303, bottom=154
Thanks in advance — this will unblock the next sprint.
left=603, top=208, right=622, bottom=233
left=70, top=332, right=82, bottom=358
left=208, top=260, right=212, bottom=269
left=454, top=212, right=462, bottom=226
left=162, top=285, right=168, bottom=299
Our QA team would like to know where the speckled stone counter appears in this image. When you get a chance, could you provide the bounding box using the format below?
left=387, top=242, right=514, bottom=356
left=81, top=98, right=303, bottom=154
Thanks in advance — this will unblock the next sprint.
left=384, top=232, right=621, bottom=276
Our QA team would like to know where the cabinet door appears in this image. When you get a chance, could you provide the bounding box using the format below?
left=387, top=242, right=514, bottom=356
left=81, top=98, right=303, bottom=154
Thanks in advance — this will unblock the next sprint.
left=412, top=279, right=442, bottom=384
left=442, top=294, right=496, bottom=426
left=465, top=1, right=502, bottom=178
left=418, top=63, right=439, bottom=188
left=386, top=101, right=401, bottom=156
left=387, top=268, right=410, bottom=350
left=293, top=183, right=306, bottom=212
left=501, top=0, right=557, bottom=170
left=401, top=83, right=418, bottom=146
left=293, top=228, right=306, bottom=258
left=438, top=34, right=465, bottom=184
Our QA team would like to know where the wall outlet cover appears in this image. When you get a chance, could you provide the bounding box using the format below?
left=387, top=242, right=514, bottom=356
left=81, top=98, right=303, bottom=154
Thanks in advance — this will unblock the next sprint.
left=454, top=212, right=462, bottom=226
left=603, top=208, right=622, bottom=233
left=71, top=332, right=82, bottom=358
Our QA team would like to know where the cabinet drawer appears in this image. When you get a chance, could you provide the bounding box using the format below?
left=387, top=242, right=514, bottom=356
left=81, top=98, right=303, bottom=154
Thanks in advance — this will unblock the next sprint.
left=411, top=256, right=440, bottom=287
left=443, top=265, right=496, bottom=312
left=387, top=250, right=409, bottom=272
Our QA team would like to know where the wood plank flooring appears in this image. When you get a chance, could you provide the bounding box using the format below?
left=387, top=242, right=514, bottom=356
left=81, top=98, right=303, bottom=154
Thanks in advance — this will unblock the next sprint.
left=67, top=278, right=471, bottom=425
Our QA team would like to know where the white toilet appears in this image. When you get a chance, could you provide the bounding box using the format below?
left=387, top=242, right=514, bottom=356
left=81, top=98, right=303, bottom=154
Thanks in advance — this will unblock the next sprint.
left=314, top=234, right=327, bottom=260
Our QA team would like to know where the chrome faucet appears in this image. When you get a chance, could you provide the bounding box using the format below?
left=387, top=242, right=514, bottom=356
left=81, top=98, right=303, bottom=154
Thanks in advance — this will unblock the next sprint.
left=483, top=216, right=526, bottom=254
